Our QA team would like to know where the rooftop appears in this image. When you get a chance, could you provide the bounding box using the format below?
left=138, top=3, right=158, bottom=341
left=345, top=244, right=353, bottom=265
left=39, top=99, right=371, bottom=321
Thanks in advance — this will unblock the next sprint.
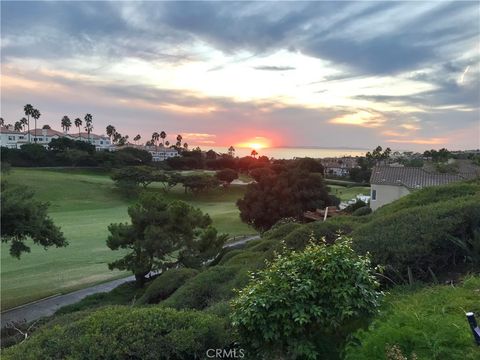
left=370, top=166, right=478, bottom=189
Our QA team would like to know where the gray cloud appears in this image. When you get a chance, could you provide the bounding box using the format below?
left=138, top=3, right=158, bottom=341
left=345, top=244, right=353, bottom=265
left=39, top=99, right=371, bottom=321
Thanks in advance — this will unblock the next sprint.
left=253, top=66, right=295, bottom=71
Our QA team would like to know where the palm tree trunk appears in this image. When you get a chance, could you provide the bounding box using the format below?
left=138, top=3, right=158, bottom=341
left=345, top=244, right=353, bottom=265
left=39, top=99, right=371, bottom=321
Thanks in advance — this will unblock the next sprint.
left=34, top=118, right=37, bottom=142
left=27, top=116, right=30, bottom=143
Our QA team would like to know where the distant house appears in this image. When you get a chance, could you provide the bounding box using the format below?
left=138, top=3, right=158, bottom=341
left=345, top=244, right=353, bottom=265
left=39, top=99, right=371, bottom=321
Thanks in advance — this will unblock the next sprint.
left=1, top=127, right=112, bottom=151
left=321, top=157, right=359, bottom=177
left=0, top=126, right=27, bottom=148
left=115, top=144, right=179, bottom=161
left=370, top=166, right=478, bottom=211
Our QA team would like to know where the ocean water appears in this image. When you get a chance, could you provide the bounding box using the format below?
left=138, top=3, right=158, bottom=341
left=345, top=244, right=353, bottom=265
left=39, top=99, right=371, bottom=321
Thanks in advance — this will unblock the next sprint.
left=207, top=146, right=367, bottom=159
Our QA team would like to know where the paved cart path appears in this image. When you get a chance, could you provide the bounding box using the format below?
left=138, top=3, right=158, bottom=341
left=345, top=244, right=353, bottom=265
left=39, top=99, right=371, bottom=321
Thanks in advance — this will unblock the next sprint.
left=1, top=235, right=259, bottom=327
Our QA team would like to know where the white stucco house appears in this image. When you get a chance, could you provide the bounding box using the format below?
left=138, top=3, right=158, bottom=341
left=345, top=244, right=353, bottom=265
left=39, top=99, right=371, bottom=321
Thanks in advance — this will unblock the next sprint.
left=113, top=144, right=179, bottom=161
left=0, top=126, right=27, bottom=148
left=369, top=166, right=478, bottom=211
left=1, top=126, right=111, bottom=151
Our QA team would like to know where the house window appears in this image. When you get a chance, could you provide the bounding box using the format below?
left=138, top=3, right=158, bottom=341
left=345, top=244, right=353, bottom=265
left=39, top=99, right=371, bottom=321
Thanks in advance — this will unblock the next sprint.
left=8, top=136, right=15, bottom=141
left=19, top=136, right=24, bottom=139
left=371, top=189, right=377, bottom=201
left=100, top=141, right=103, bottom=144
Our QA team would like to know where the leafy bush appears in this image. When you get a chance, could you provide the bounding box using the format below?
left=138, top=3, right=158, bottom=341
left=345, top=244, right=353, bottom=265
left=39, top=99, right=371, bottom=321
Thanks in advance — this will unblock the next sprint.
left=344, top=200, right=367, bottom=213
left=218, top=251, right=266, bottom=268
left=352, top=206, right=372, bottom=216
left=56, top=281, right=146, bottom=315
left=353, top=196, right=480, bottom=282
left=137, top=268, right=199, bottom=305
left=3, top=306, right=232, bottom=360
left=345, top=276, right=480, bottom=360
left=231, top=238, right=383, bottom=359
left=162, top=265, right=251, bottom=310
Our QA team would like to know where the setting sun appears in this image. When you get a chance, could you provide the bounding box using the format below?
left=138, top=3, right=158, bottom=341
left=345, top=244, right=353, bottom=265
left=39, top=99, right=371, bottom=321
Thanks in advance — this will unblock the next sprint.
left=236, top=136, right=271, bottom=150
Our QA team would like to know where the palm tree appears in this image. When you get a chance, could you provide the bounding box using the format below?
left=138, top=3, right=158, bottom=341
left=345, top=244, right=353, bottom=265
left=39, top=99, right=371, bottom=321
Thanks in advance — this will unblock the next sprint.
left=32, top=108, right=41, bottom=142
left=23, top=104, right=34, bottom=142
left=183, top=142, right=189, bottom=150
left=42, top=124, right=51, bottom=129
left=106, top=125, right=116, bottom=142
left=160, top=131, right=166, bottom=146
left=176, top=134, right=182, bottom=144
left=251, top=149, right=258, bottom=158
left=0, top=118, right=4, bottom=126
left=74, top=118, right=82, bottom=139
left=228, top=146, right=235, bottom=157
left=19, top=117, right=28, bottom=131
left=14, top=121, right=22, bottom=132
left=151, top=132, right=160, bottom=146
left=113, top=132, right=122, bottom=144
left=165, top=140, right=170, bottom=147
left=84, top=113, right=93, bottom=143
left=61, top=116, right=72, bottom=133
left=133, top=134, right=141, bottom=144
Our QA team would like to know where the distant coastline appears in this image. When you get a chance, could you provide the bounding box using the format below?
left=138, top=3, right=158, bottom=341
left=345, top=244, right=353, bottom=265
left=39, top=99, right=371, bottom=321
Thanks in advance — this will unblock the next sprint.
left=207, top=146, right=368, bottom=159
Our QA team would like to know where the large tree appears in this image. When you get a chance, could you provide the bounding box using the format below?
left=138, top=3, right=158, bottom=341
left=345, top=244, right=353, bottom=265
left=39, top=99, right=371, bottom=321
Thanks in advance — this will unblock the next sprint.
left=237, top=169, right=332, bottom=231
left=106, top=193, right=218, bottom=285
left=1, top=181, right=67, bottom=258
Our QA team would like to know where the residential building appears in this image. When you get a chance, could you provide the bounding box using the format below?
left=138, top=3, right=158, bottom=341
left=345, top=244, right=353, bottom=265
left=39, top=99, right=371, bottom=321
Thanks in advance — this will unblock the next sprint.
left=68, top=132, right=111, bottom=151
left=370, top=166, right=478, bottom=211
left=1, top=127, right=111, bottom=151
left=321, top=157, right=359, bottom=177
left=0, top=126, right=27, bottom=148
left=114, top=144, right=179, bottom=161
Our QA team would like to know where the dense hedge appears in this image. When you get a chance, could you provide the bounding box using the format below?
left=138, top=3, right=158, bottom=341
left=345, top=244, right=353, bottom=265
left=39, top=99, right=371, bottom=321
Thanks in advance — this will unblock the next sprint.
left=137, top=268, right=199, bottom=305
left=4, top=306, right=232, bottom=360
left=345, top=276, right=480, bottom=360
left=162, top=265, right=252, bottom=310
left=353, top=196, right=480, bottom=282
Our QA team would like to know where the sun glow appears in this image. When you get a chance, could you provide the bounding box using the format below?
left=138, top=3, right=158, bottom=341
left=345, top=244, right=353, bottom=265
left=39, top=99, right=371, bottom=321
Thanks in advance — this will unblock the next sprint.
left=236, top=136, right=271, bottom=150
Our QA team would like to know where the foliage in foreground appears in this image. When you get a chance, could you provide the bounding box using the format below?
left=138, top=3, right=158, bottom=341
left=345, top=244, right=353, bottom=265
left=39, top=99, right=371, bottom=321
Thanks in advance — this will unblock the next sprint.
left=231, top=238, right=383, bottom=359
left=345, top=276, right=480, bottom=360
left=3, top=306, right=232, bottom=360
left=1, top=180, right=67, bottom=257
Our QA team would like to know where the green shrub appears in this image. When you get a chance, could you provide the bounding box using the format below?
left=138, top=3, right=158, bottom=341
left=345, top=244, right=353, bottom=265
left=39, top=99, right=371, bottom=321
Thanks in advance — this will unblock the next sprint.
left=162, top=265, right=250, bottom=310
left=217, top=249, right=245, bottom=264
left=262, top=221, right=302, bottom=240
left=55, top=281, right=145, bottom=315
left=231, top=238, right=383, bottom=360
left=219, top=251, right=266, bottom=268
left=352, top=206, right=372, bottom=216
left=353, top=196, right=480, bottom=282
left=345, top=276, right=480, bottom=360
left=3, top=306, right=232, bottom=360
left=137, top=268, right=199, bottom=305
left=245, top=239, right=279, bottom=252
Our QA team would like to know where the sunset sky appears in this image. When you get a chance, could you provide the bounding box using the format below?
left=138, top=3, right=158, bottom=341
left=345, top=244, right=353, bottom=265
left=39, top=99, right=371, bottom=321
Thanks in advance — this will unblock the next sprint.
left=1, top=1, right=479, bottom=150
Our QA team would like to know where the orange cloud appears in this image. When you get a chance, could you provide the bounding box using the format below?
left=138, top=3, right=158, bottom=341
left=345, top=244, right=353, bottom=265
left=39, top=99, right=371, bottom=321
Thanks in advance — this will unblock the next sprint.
left=329, top=110, right=386, bottom=128
left=182, top=132, right=217, bottom=145
left=386, top=138, right=447, bottom=145
left=400, top=123, right=421, bottom=131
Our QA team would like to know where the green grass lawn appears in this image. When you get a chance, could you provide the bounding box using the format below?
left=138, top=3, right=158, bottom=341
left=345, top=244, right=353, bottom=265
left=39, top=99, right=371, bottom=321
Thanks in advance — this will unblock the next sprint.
left=328, top=185, right=370, bottom=201
left=1, top=168, right=254, bottom=310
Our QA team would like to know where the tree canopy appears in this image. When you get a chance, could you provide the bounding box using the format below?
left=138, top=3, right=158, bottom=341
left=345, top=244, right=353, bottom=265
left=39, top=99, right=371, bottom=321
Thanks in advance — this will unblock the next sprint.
left=237, top=169, right=332, bottom=231
left=106, top=193, right=224, bottom=285
left=1, top=181, right=67, bottom=258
